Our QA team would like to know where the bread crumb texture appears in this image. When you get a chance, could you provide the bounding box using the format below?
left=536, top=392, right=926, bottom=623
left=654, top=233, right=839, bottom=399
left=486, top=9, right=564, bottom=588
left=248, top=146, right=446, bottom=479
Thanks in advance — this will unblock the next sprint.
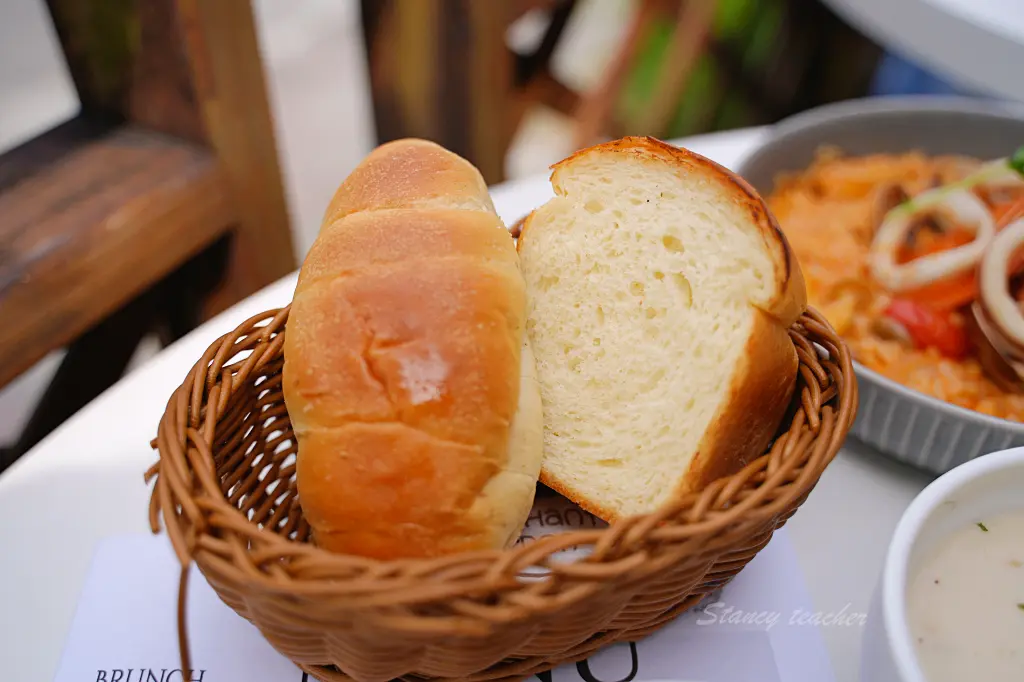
left=519, top=141, right=780, bottom=518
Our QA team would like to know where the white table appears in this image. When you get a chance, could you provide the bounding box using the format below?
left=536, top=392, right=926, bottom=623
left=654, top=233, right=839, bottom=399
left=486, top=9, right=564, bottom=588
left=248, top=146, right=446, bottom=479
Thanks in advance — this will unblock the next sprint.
left=0, top=128, right=934, bottom=682
left=823, top=0, right=1024, bottom=100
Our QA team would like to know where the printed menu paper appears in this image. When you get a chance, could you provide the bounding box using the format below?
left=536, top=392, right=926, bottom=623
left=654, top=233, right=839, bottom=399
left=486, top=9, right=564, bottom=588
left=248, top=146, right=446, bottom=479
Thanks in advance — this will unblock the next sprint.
left=54, top=495, right=835, bottom=682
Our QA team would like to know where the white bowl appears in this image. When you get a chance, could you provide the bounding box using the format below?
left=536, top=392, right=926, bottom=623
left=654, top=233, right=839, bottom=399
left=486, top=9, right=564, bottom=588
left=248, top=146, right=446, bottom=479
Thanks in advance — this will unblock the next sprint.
left=860, top=446, right=1024, bottom=682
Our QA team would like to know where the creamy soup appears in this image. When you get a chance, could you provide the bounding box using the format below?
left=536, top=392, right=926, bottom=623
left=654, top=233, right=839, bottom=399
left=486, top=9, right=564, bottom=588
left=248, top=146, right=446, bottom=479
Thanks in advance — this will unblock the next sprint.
left=907, top=509, right=1024, bottom=682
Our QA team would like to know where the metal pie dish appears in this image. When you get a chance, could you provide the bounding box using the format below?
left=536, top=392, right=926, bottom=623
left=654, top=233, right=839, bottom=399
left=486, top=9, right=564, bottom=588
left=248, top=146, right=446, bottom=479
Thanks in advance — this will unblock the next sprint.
left=735, top=96, right=1024, bottom=474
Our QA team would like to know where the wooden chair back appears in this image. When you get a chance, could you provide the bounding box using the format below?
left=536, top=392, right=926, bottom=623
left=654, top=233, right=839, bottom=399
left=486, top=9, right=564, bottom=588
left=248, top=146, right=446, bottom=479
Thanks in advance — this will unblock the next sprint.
left=0, top=0, right=295, bottom=469
left=360, top=0, right=581, bottom=185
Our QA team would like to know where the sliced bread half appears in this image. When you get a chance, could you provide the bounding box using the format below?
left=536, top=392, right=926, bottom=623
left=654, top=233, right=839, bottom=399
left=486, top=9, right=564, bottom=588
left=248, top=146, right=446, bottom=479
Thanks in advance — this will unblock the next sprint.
left=517, top=136, right=807, bottom=521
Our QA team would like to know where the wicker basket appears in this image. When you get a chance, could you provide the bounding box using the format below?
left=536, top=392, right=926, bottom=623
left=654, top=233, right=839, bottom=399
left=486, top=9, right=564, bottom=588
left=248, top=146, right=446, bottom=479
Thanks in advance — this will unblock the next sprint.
left=147, top=305, right=857, bottom=682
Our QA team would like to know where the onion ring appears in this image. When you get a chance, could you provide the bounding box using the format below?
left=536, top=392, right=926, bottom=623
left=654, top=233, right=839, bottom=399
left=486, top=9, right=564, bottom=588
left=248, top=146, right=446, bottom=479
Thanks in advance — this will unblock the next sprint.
left=869, top=188, right=994, bottom=291
left=978, top=217, right=1024, bottom=354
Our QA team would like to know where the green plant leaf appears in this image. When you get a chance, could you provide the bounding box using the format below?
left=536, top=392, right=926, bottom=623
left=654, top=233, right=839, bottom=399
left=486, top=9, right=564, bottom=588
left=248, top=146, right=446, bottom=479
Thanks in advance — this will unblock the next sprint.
left=1010, top=146, right=1024, bottom=176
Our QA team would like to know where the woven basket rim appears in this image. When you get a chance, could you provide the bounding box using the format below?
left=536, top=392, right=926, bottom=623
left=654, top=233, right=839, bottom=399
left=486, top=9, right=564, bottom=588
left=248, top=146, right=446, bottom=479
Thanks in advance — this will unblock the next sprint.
left=147, top=304, right=856, bottom=680
left=148, top=305, right=856, bottom=581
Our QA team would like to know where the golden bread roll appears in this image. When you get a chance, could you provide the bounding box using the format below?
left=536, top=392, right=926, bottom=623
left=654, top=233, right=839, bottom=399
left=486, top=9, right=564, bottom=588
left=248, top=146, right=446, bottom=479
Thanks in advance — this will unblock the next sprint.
left=283, top=139, right=543, bottom=560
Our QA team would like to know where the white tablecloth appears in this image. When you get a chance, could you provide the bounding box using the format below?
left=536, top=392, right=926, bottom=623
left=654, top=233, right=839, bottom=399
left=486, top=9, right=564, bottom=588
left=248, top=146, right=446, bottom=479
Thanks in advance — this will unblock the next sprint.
left=0, top=127, right=935, bottom=682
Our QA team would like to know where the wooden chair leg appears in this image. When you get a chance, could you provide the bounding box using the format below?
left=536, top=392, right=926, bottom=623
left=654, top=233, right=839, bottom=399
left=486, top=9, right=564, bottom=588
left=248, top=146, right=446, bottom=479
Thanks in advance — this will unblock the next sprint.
left=634, top=0, right=718, bottom=136
left=509, top=0, right=581, bottom=130
left=361, top=0, right=516, bottom=185
left=571, top=0, right=662, bottom=150
left=1, top=289, right=157, bottom=470
left=513, top=0, right=577, bottom=87
left=155, top=233, right=231, bottom=345
left=0, top=240, right=228, bottom=473
left=176, top=0, right=297, bottom=313
left=570, top=0, right=718, bottom=147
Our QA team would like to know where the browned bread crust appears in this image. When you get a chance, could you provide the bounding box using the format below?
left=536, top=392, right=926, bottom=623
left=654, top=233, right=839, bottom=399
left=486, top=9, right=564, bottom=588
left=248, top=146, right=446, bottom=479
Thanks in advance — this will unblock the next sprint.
left=284, top=139, right=542, bottom=558
left=522, top=136, right=806, bottom=325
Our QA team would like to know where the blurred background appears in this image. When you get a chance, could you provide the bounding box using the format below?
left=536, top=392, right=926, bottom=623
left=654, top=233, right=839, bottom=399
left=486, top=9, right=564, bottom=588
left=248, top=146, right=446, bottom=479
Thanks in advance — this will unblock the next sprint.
left=0, top=0, right=984, bottom=470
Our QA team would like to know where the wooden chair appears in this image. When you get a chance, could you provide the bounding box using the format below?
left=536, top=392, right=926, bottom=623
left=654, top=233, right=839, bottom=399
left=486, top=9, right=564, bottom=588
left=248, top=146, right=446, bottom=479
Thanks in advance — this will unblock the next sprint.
left=359, top=0, right=583, bottom=185
left=572, top=0, right=883, bottom=146
left=358, top=0, right=881, bottom=184
left=571, top=0, right=718, bottom=150
left=0, top=0, right=296, bottom=471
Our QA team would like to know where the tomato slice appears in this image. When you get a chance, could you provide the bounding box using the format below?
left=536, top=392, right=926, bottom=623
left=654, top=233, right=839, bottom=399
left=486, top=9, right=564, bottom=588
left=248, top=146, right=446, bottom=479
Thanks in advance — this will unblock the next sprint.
left=883, top=299, right=968, bottom=358
left=898, top=230, right=978, bottom=311
left=902, top=271, right=977, bottom=312
left=898, top=229, right=974, bottom=262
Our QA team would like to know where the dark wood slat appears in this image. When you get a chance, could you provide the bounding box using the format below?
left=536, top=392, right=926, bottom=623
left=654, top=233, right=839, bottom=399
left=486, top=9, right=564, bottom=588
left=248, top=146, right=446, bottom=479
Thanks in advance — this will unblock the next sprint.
left=0, top=234, right=231, bottom=471
left=438, top=0, right=474, bottom=165
left=466, top=0, right=516, bottom=184
left=129, top=0, right=206, bottom=141
left=5, top=286, right=155, bottom=462
left=155, top=233, right=231, bottom=345
left=176, top=0, right=297, bottom=315
left=360, top=1, right=582, bottom=185
left=0, top=125, right=235, bottom=387
left=0, top=115, right=114, bottom=194
left=43, top=0, right=134, bottom=117
left=513, top=0, right=577, bottom=87
left=44, top=0, right=205, bottom=141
